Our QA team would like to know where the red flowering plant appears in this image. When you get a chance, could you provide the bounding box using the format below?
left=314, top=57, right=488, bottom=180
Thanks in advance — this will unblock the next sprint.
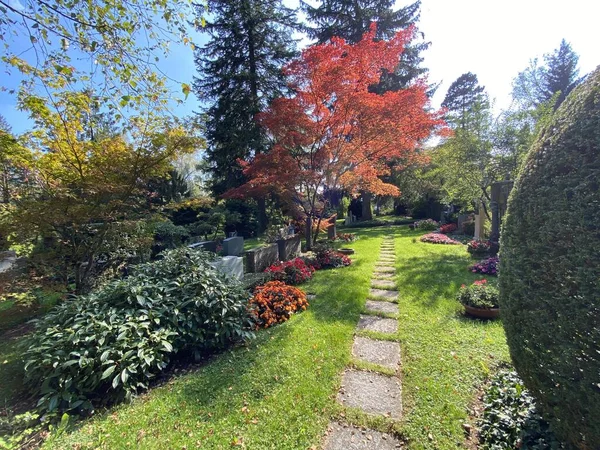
left=420, top=233, right=460, bottom=245
left=470, top=256, right=499, bottom=276
left=330, top=233, right=358, bottom=242
left=249, top=281, right=309, bottom=329
left=457, top=279, right=499, bottom=309
left=439, top=223, right=457, bottom=234
left=264, top=257, right=315, bottom=285
left=467, top=239, right=492, bottom=255
left=316, top=249, right=351, bottom=269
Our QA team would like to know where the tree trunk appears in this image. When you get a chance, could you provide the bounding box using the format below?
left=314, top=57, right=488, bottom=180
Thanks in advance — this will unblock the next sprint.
left=361, top=191, right=373, bottom=221
left=305, top=216, right=312, bottom=251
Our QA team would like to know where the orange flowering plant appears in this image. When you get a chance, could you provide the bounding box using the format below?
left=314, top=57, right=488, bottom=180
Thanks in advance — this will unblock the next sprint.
left=249, top=281, right=309, bottom=329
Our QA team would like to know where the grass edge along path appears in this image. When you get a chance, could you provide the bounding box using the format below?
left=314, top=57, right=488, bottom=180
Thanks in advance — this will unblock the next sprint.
left=45, top=229, right=386, bottom=449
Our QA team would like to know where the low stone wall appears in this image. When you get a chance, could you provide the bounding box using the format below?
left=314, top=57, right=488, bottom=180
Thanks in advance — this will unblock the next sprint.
left=245, top=243, right=279, bottom=273
left=277, top=236, right=301, bottom=261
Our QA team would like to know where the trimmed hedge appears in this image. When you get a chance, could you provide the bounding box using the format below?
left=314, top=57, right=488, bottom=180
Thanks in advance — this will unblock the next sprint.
left=500, top=68, right=600, bottom=449
left=21, top=248, right=253, bottom=417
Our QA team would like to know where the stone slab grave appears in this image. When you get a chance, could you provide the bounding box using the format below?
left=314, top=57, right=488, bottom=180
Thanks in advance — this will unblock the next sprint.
left=210, top=256, right=243, bottom=280
left=352, top=336, right=400, bottom=371
left=323, top=423, right=403, bottom=450
left=245, top=243, right=279, bottom=273
left=188, top=240, right=217, bottom=252
left=371, top=279, right=396, bottom=289
left=337, top=370, right=402, bottom=419
left=357, top=315, right=398, bottom=333
left=223, top=236, right=244, bottom=257
left=369, top=289, right=399, bottom=301
left=276, top=235, right=301, bottom=261
left=365, top=300, right=399, bottom=315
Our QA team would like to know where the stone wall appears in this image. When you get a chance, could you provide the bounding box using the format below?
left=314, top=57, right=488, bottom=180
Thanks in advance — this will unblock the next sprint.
left=245, top=243, right=279, bottom=273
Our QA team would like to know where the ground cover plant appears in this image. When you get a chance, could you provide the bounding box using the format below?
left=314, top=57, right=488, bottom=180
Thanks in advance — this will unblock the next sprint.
left=479, top=370, right=564, bottom=449
left=21, top=248, right=252, bottom=417
left=470, top=256, right=499, bottom=276
left=419, top=232, right=461, bottom=245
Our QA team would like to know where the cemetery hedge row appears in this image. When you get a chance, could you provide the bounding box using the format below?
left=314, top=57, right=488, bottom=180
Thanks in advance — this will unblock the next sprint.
left=21, top=248, right=253, bottom=417
left=500, top=68, right=600, bottom=449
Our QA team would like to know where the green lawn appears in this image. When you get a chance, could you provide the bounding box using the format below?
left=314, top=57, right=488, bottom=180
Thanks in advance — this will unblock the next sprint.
left=2, top=226, right=509, bottom=449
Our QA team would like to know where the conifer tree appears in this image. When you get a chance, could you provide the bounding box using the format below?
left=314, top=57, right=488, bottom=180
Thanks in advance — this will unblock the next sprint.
left=193, top=0, right=297, bottom=232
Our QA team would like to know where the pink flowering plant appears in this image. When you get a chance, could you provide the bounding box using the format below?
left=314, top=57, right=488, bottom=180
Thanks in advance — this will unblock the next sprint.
left=420, top=233, right=460, bottom=245
left=264, top=257, right=315, bottom=285
left=470, top=256, right=499, bottom=276
left=457, top=279, right=499, bottom=309
left=467, top=239, right=492, bottom=255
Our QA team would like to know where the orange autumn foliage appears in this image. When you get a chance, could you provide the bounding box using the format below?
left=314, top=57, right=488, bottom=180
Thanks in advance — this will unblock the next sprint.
left=226, top=24, right=448, bottom=213
left=249, top=281, right=309, bottom=329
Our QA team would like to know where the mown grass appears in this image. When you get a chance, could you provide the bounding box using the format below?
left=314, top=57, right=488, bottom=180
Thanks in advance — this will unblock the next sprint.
left=45, top=229, right=386, bottom=449
left=393, top=228, right=509, bottom=449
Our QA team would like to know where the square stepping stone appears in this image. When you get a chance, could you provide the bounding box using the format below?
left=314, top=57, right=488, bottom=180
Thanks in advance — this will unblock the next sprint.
left=323, top=422, right=403, bottom=450
left=365, top=300, right=399, bottom=315
left=357, top=315, right=398, bottom=333
left=337, top=370, right=402, bottom=419
left=373, top=273, right=395, bottom=280
left=374, top=268, right=395, bottom=274
left=374, top=264, right=395, bottom=271
left=371, top=279, right=396, bottom=289
left=352, top=336, right=401, bottom=371
left=379, top=257, right=395, bottom=262
left=369, top=288, right=399, bottom=301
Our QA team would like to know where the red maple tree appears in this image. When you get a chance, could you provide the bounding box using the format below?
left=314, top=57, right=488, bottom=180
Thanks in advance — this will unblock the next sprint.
left=227, top=24, right=448, bottom=245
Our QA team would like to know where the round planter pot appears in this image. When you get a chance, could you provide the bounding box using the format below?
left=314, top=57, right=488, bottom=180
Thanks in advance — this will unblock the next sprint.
left=338, top=248, right=355, bottom=255
left=463, top=305, right=500, bottom=319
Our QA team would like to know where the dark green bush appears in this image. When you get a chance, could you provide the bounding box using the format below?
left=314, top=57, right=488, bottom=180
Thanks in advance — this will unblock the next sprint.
left=342, top=217, right=413, bottom=229
left=479, top=370, right=564, bottom=450
left=21, top=248, right=253, bottom=417
left=500, top=68, right=600, bottom=449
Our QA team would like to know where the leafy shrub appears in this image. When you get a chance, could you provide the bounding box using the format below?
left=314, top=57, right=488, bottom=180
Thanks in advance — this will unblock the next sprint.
left=21, top=248, right=253, bottom=417
left=467, top=239, right=491, bottom=255
left=154, top=220, right=190, bottom=251
left=420, top=233, right=460, bottom=245
left=264, top=258, right=315, bottom=285
left=249, top=281, right=308, bottom=329
left=500, top=68, right=600, bottom=449
left=457, top=280, right=499, bottom=309
left=342, top=217, right=414, bottom=228
left=439, top=223, right=457, bottom=234
left=330, top=233, right=358, bottom=242
left=470, top=256, right=499, bottom=276
left=413, top=218, right=439, bottom=230
left=479, top=370, right=565, bottom=450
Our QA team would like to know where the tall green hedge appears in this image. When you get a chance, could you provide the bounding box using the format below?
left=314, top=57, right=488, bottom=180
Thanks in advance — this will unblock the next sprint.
left=500, top=67, right=600, bottom=450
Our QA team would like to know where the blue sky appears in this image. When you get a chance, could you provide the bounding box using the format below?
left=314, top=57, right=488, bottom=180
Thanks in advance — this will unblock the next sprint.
left=1, top=0, right=599, bottom=134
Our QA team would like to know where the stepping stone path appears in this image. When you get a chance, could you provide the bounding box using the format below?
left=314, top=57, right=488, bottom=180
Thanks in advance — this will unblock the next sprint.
left=326, top=235, right=403, bottom=449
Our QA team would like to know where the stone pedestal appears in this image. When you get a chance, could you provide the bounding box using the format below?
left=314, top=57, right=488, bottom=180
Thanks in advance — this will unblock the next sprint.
left=211, top=256, right=243, bottom=280
left=474, top=204, right=486, bottom=240
left=223, top=236, right=244, bottom=256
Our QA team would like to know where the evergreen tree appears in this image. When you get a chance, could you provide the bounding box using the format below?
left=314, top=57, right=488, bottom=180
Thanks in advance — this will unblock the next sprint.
left=193, top=0, right=297, bottom=232
left=512, top=39, right=582, bottom=110
left=442, top=72, right=488, bottom=129
left=302, top=0, right=429, bottom=91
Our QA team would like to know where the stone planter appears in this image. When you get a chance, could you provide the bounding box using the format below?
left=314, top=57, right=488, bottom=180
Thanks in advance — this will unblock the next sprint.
left=245, top=243, right=279, bottom=273
left=338, top=248, right=355, bottom=255
left=463, top=304, right=500, bottom=319
left=276, top=235, right=301, bottom=261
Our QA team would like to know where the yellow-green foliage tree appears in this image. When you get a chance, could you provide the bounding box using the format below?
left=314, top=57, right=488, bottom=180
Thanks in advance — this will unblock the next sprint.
left=9, top=91, right=200, bottom=292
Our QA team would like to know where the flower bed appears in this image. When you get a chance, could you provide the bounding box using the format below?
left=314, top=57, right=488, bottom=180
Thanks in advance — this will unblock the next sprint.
left=330, top=233, right=358, bottom=242
left=439, top=223, right=457, bottom=234
left=467, top=239, right=492, bottom=255
left=264, top=257, right=315, bottom=285
left=314, top=249, right=351, bottom=269
left=413, top=218, right=439, bottom=231
left=420, top=233, right=460, bottom=245
left=470, top=256, right=499, bottom=276
left=249, top=281, right=309, bottom=329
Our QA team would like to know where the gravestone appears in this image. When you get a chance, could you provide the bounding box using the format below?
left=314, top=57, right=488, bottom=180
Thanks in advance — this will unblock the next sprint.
left=223, top=236, right=244, bottom=257
left=277, top=235, right=301, bottom=261
left=245, top=243, right=279, bottom=273
left=188, top=240, right=217, bottom=252
left=211, top=256, right=243, bottom=280
left=474, top=202, right=486, bottom=240
left=327, top=224, right=336, bottom=240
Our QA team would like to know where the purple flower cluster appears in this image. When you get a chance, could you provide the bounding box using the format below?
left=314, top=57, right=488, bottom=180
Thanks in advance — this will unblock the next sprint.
left=470, top=256, right=499, bottom=276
